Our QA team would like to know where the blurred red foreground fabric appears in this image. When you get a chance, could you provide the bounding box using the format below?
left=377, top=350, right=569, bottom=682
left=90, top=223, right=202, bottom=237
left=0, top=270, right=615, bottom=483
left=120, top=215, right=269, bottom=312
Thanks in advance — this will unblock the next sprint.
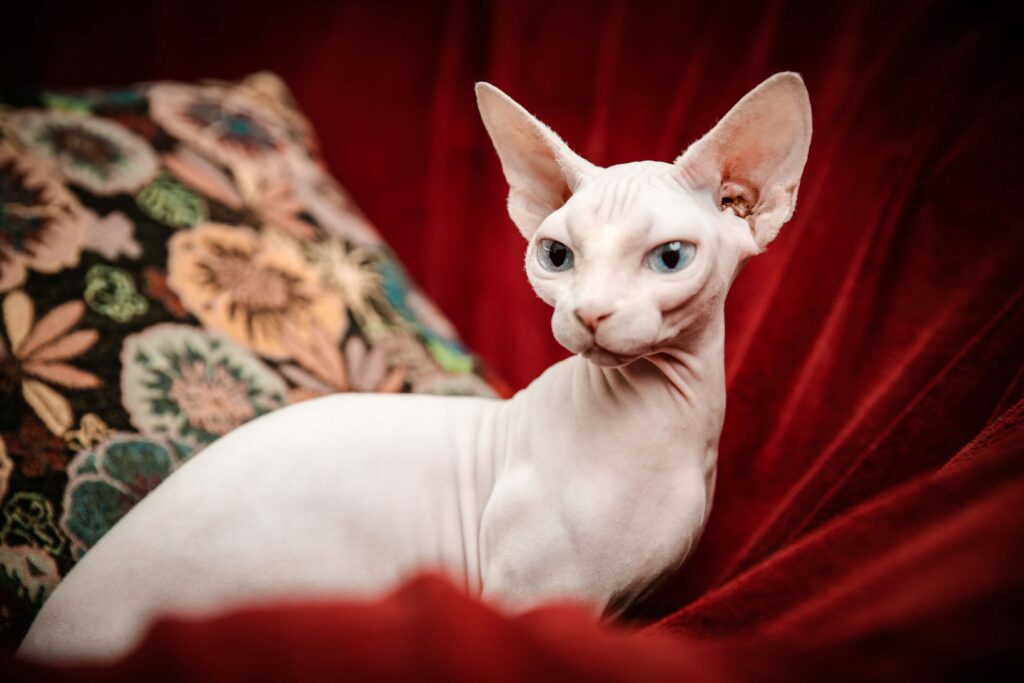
left=3, top=0, right=1022, bottom=679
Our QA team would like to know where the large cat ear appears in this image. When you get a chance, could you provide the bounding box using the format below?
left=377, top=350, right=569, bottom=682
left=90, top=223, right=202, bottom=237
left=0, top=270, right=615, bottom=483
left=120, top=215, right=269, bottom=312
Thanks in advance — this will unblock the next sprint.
left=476, top=83, right=597, bottom=239
left=676, top=72, right=812, bottom=250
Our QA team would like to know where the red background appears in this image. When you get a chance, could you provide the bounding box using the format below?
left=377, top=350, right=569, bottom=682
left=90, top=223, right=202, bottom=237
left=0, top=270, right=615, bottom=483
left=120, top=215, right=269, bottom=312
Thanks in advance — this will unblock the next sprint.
left=4, top=0, right=1021, bottom=388
left=3, top=0, right=1023, bottom=679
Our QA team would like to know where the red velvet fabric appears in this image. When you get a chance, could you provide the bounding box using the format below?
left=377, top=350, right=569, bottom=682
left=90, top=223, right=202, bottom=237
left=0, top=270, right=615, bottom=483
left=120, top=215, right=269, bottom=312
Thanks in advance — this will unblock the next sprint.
left=3, top=0, right=1022, bottom=679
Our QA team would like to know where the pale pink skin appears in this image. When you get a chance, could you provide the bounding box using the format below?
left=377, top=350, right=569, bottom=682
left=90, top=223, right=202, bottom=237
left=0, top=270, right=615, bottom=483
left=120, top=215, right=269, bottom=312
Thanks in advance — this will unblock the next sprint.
left=20, top=74, right=811, bottom=663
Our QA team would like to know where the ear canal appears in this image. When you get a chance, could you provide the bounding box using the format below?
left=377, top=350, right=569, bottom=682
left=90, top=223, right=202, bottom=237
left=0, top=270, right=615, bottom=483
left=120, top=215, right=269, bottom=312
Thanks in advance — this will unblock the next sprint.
left=675, top=72, right=812, bottom=250
left=476, top=82, right=597, bottom=239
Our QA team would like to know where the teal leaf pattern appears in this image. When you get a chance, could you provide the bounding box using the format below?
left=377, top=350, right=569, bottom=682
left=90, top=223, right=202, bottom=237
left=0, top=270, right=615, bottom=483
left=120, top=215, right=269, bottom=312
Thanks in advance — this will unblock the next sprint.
left=60, top=433, right=189, bottom=558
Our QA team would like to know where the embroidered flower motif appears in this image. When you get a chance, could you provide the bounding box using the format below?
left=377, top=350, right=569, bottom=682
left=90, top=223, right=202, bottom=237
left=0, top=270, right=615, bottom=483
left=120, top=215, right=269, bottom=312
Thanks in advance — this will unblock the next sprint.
left=279, top=321, right=406, bottom=403
left=0, top=545, right=61, bottom=627
left=40, top=88, right=145, bottom=115
left=148, top=83, right=291, bottom=173
left=167, top=224, right=345, bottom=359
left=100, top=111, right=163, bottom=145
left=168, top=360, right=259, bottom=434
left=38, top=92, right=92, bottom=115
left=135, top=171, right=208, bottom=228
left=120, top=324, right=287, bottom=446
left=84, top=264, right=149, bottom=323
left=63, top=413, right=112, bottom=454
left=413, top=372, right=497, bottom=397
left=305, top=237, right=386, bottom=327
left=237, top=71, right=321, bottom=156
left=4, top=415, right=69, bottom=477
left=47, top=87, right=161, bottom=142
left=6, top=109, right=158, bottom=195
left=424, top=337, right=476, bottom=375
left=0, top=492, right=65, bottom=555
left=407, top=289, right=460, bottom=341
left=0, top=290, right=102, bottom=436
left=288, top=156, right=382, bottom=246
left=82, top=210, right=142, bottom=260
left=247, top=179, right=319, bottom=239
left=142, top=267, right=188, bottom=319
left=378, top=256, right=421, bottom=325
left=405, top=289, right=476, bottom=374
left=0, top=142, right=86, bottom=292
left=162, top=148, right=240, bottom=208
left=373, top=255, right=475, bottom=374
left=60, top=433, right=190, bottom=558
left=163, top=148, right=317, bottom=239
left=0, top=437, right=11, bottom=503
left=363, top=325, right=443, bottom=382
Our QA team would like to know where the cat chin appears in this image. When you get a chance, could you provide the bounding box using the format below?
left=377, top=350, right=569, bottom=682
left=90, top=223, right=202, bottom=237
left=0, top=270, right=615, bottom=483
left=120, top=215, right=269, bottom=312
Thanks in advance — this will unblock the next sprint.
left=581, top=346, right=640, bottom=368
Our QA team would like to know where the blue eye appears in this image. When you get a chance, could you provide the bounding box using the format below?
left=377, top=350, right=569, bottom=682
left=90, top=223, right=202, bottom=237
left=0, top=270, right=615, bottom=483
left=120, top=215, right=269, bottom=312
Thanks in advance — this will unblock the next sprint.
left=645, top=241, right=696, bottom=273
left=537, top=239, right=574, bottom=272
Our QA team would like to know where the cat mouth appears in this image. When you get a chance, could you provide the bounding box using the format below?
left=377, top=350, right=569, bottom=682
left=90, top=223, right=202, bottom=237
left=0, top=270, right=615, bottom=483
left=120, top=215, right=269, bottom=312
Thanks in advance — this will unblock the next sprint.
left=582, top=344, right=637, bottom=367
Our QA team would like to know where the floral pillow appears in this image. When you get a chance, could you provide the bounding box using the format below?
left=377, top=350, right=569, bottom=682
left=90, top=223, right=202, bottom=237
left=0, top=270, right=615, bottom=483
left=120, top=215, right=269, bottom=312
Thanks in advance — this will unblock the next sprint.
left=0, top=72, right=498, bottom=645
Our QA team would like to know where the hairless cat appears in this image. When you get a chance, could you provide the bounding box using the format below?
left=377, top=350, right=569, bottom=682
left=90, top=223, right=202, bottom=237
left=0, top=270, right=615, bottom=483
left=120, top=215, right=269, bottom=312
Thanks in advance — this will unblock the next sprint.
left=20, top=72, right=811, bottom=662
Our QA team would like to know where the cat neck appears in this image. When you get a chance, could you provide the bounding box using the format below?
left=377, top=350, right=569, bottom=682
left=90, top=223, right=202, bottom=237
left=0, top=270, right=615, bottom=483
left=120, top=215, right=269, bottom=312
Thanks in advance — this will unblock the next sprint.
left=501, top=313, right=726, bottom=478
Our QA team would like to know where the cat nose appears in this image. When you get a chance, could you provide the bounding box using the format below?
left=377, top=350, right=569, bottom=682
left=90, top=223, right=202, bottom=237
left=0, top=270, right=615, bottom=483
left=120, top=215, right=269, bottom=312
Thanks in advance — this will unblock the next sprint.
left=575, top=307, right=612, bottom=333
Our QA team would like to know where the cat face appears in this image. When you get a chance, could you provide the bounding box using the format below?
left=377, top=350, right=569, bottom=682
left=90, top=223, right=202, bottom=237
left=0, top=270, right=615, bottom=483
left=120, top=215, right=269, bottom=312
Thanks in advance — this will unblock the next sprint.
left=478, top=74, right=812, bottom=366
left=525, top=161, right=755, bottom=365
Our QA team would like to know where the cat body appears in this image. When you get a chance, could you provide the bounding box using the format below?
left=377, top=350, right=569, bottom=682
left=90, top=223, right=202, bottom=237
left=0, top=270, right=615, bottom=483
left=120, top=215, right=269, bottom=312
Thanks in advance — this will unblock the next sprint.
left=21, top=355, right=717, bottom=660
left=20, top=73, right=811, bottom=662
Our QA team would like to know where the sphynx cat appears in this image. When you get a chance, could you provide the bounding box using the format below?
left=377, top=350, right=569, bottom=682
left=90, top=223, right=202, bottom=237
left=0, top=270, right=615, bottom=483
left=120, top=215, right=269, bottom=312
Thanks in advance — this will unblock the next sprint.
left=20, top=72, right=811, bottom=662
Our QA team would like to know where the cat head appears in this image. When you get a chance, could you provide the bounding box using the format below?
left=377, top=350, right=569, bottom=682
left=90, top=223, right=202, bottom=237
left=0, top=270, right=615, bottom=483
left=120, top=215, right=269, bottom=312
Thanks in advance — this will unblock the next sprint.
left=477, top=73, right=812, bottom=367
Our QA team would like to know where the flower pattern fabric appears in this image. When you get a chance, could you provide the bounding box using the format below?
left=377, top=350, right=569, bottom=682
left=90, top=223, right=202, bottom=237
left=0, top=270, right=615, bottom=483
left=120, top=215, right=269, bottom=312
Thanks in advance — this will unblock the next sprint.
left=148, top=83, right=293, bottom=176
left=120, top=324, right=287, bottom=447
left=135, top=171, right=208, bottom=228
left=0, top=439, right=11, bottom=505
left=5, top=416, right=69, bottom=477
left=81, top=211, right=142, bottom=261
left=167, top=223, right=347, bottom=359
left=164, top=147, right=319, bottom=240
left=0, top=290, right=102, bottom=436
left=0, top=544, right=60, bottom=640
left=5, top=109, right=158, bottom=195
left=0, top=142, right=87, bottom=292
left=0, top=73, right=496, bottom=646
left=1, top=492, right=65, bottom=556
left=61, top=433, right=189, bottom=559
left=84, top=264, right=148, bottom=323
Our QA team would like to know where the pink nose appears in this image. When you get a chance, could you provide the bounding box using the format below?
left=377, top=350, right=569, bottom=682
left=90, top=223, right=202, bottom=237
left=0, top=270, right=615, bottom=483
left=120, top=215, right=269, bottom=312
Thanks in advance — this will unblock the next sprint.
left=575, top=307, right=612, bottom=333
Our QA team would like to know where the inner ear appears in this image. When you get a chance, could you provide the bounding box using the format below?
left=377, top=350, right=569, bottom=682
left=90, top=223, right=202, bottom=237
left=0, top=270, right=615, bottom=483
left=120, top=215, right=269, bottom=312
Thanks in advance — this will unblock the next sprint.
left=719, top=180, right=757, bottom=219
left=476, top=82, right=596, bottom=239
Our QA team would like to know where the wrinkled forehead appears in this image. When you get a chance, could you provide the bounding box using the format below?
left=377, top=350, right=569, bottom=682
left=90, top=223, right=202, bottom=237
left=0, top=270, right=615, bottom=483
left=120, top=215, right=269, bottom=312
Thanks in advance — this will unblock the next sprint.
left=564, top=161, right=714, bottom=235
